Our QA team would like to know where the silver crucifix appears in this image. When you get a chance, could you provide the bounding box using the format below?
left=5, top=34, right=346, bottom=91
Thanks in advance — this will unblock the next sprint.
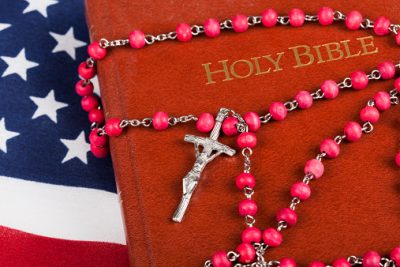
left=172, top=108, right=236, bottom=223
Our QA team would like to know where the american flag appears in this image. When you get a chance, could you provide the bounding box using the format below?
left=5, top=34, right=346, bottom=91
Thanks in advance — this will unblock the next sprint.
left=0, top=0, right=128, bottom=266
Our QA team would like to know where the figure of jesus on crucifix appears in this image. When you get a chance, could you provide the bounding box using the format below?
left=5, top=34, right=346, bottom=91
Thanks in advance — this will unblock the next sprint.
left=172, top=108, right=236, bottom=223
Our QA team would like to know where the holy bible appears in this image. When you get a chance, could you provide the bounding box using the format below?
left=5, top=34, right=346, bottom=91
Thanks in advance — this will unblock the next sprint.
left=85, top=1, right=400, bottom=266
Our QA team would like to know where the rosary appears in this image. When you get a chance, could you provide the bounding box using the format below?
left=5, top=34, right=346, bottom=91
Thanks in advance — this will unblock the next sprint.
left=75, top=7, right=400, bottom=267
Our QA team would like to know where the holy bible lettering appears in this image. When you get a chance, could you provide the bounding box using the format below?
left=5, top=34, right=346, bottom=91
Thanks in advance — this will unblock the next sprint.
left=202, top=36, right=378, bottom=85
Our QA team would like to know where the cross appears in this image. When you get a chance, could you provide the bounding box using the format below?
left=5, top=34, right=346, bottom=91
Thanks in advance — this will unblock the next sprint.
left=172, top=108, right=236, bottom=223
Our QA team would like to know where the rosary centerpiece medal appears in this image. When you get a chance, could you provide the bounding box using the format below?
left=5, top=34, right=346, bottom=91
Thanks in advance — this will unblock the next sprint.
left=172, top=108, right=236, bottom=223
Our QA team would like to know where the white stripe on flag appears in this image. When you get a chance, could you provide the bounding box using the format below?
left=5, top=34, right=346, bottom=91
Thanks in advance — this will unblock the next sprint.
left=0, top=175, right=126, bottom=244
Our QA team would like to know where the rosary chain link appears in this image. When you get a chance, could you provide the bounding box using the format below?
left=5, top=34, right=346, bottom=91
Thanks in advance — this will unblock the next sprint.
left=259, top=113, right=272, bottom=124
left=361, top=121, right=374, bottom=134
left=276, top=220, right=288, bottom=232
left=204, top=260, right=212, bottom=267
left=316, top=152, right=327, bottom=161
left=284, top=100, right=298, bottom=112
left=277, top=16, right=289, bottom=25
left=333, top=10, right=346, bottom=21
left=360, top=18, right=374, bottom=29
left=242, top=147, right=253, bottom=173
left=311, top=88, right=324, bottom=99
left=305, top=14, right=319, bottom=22
left=191, top=25, right=205, bottom=35
left=337, top=77, right=353, bottom=89
left=334, top=134, right=347, bottom=144
left=302, top=173, right=314, bottom=184
left=248, top=16, right=262, bottom=26
left=86, top=57, right=95, bottom=68
left=168, top=114, right=198, bottom=126
left=390, top=88, right=399, bottom=105
left=347, top=256, right=363, bottom=266
left=289, top=197, right=301, bottom=210
left=367, top=69, right=382, bottom=80
left=220, top=19, right=233, bottom=29
left=120, top=118, right=152, bottom=128
left=227, top=251, right=240, bottom=262
left=99, top=38, right=129, bottom=48
left=389, top=24, right=400, bottom=34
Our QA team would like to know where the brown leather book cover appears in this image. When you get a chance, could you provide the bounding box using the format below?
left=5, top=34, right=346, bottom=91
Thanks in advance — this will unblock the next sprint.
left=85, top=1, right=400, bottom=266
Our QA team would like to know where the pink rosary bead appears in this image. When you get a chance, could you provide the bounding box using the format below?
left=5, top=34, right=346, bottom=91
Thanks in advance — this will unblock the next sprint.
left=176, top=23, right=192, bottom=42
left=89, top=130, right=108, bottom=147
left=321, top=80, right=339, bottom=99
left=269, top=102, right=287, bottom=120
left=236, top=172, right=256, bottom=190
left=105, top=118, right=123, bottom=137
left=280, top=258, right=297, bottom=267
left=309, top=261, right=326, bottom=267
left=350, top=70, right=369, bottom=90
left=237, top=132, right=257, bottom=149
left=75, top=80, right=94, bottom=97
left=129, top=30, right=146, bottom=49
left=78, top=62, right=96, bottom=80
left=232, top=14, right=249, bottom=33
left=87, top=41, right=107, bottom=60
left=90, top=144, right=109, bottom=158
left=222, top=117, right=238, bottom=136
left=204, top=18, right=220, bottom=38
left=374, top=16, right=391, bottom=36
left=211, top=251, right=232, bottom=267
left=373, top=91, right=391, bottom=111
left=289, top=8, right=305, bottom=27
left=362, top=251, right=381, bottom=267
left=262, top=228, right=282, bottom=247
left=291, top=182, right=311, bottom=200
left=333, top=258, right=351, bottom=267
left=377, top=61, right=396, bottom=79
left=196, top=112, right=215, bottom=133
left=344, top=121, right=362, bottom=142
left=238, top=199, right=258, bottom=216
left=243, top=112, right=261, bottom=132
left=81, top=95, right=99, bottom=112
left=320, top=138, right=340, bottom=158
left=360, top=106, right=380, bottom=123
left=304, top=159, right=324, bottom=179
left=295, top=91, right=313, bottom=109
left=241, top=227, right=262, bottom=243
left=261, top=8, right=278, bottom=27
left=152, top=111, right=169, bottom=130
left=395, top=77, right=400, bottom=92
left=88, top=109, right=105, bottom=124
left=396, top=33, right=400, bottom=45
left=276, top=208, right=298, bottom=227
left=395, top=152, right=400, bottom=167
left=318, top=7, right=334, bottom=26
left=346, top=11, right=363, bottom=30
left=390, top=246, right=400, bottom=265
left=236, top=243, right=256, bottom=264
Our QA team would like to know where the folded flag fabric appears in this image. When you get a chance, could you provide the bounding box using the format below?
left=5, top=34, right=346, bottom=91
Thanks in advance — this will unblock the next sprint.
left=0, top=0, right=128, bottom=266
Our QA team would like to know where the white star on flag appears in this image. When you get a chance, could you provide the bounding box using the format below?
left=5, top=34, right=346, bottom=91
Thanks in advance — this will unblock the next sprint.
left=1, top=48, right=39, bottom=81
left=30, top=90, right=68, bottom=123
left=23, top=0, right=58, bottom=18
left=60, top=131, right=90, bottom=164
left=0, top=117, right=20, bottom=153
left=0, top=23, right=11, bottom=32
left=49, top=27, right=86, bottom=60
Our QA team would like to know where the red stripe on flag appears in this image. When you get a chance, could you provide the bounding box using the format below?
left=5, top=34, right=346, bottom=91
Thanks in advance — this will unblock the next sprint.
left=0, top=226, right=129, bottom=267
